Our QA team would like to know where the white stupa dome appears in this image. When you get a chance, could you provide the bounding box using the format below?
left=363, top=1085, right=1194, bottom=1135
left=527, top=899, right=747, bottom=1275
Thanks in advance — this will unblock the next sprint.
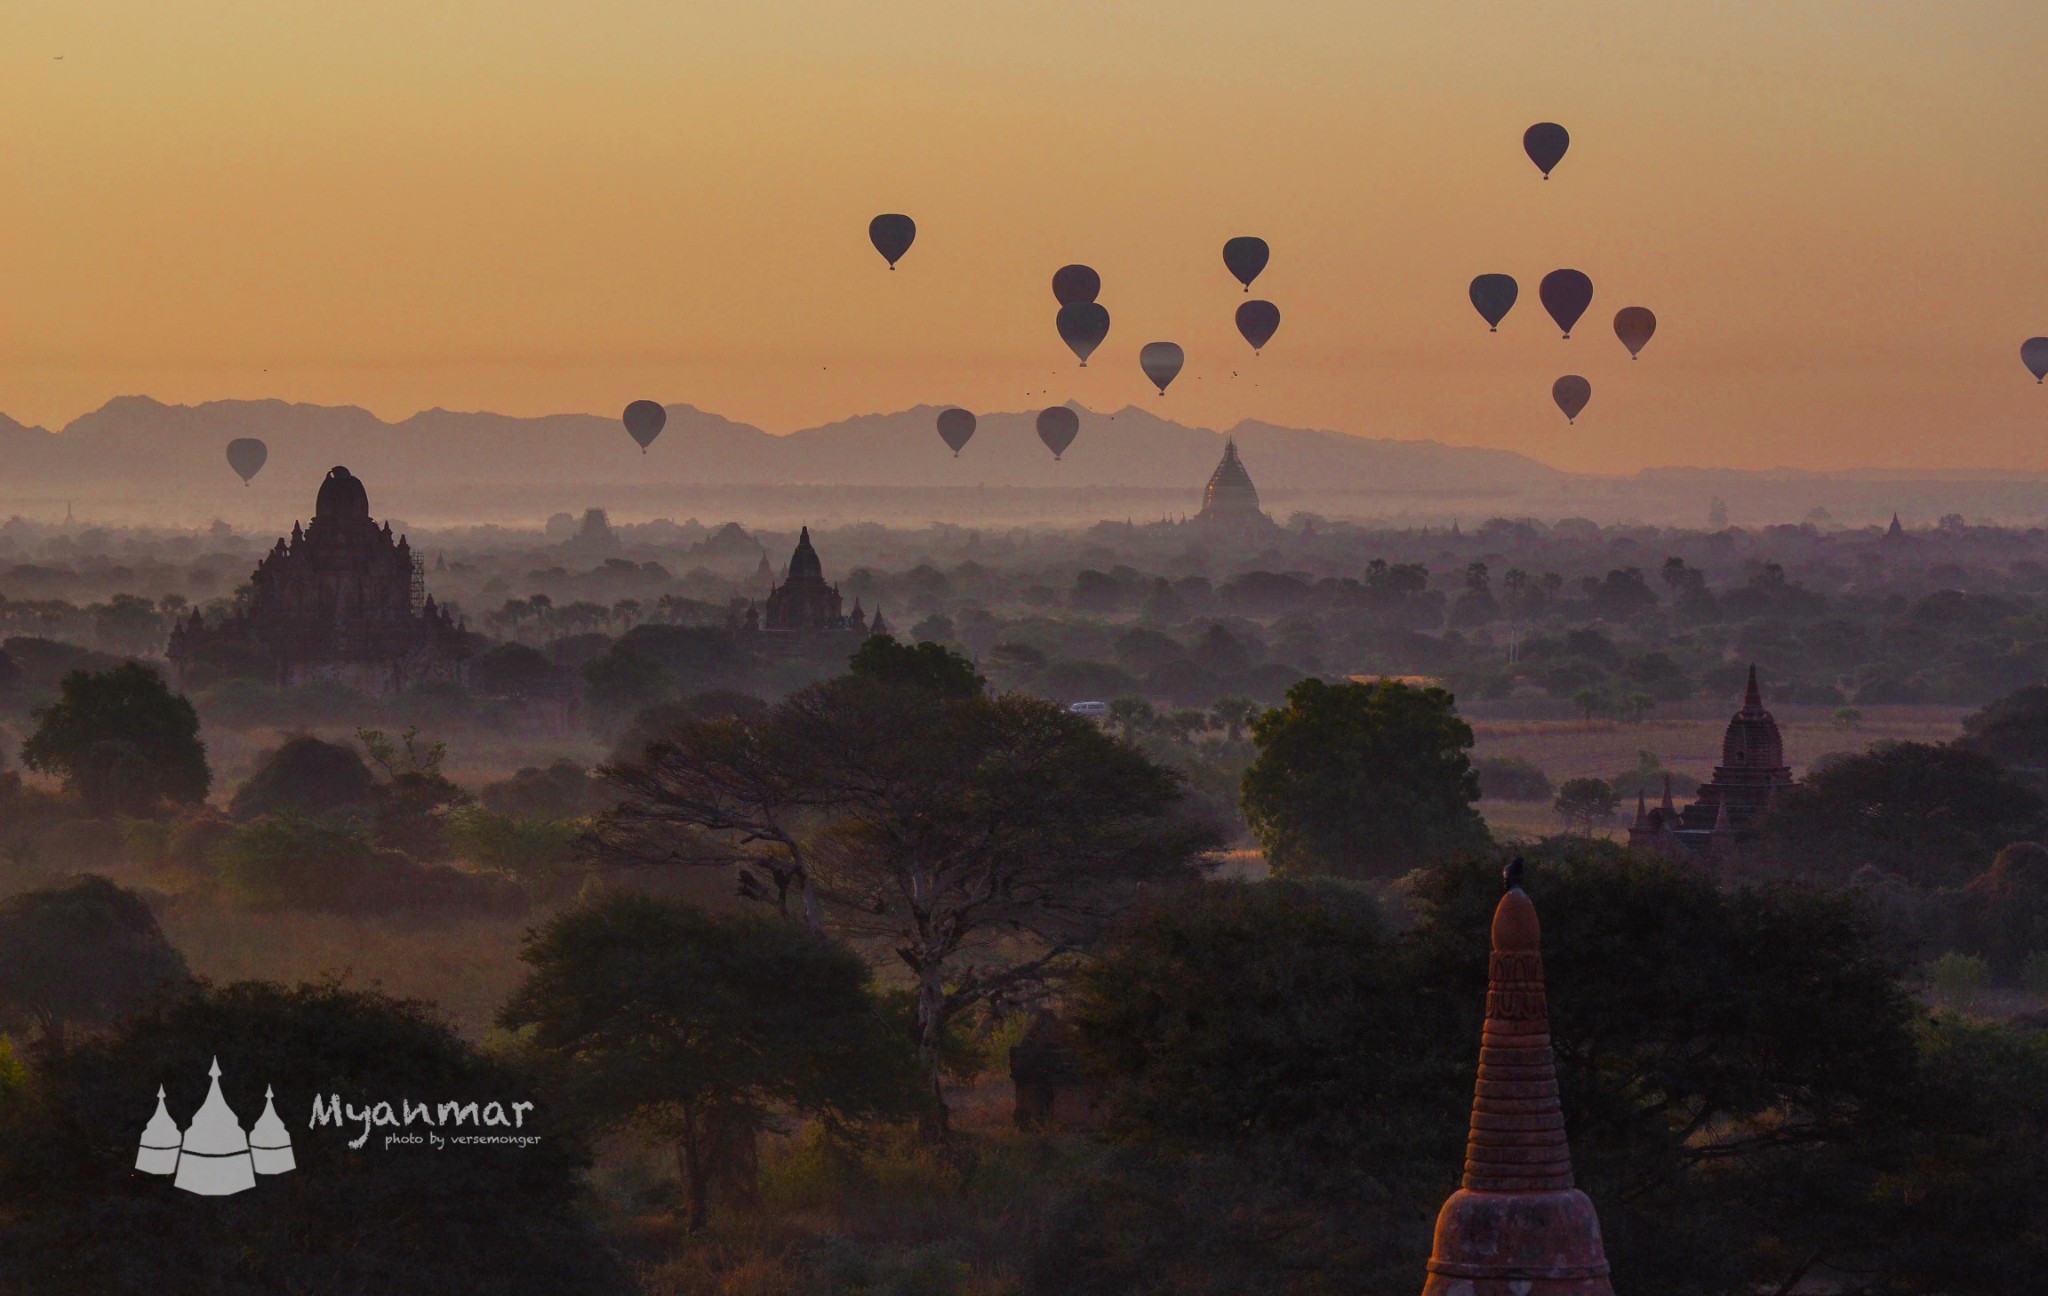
left=249, top=1085, right=296, bottom=1176
left=172, top=1057, right=256, bottom=1196
left=135, top=1084, right=182, bottom=1176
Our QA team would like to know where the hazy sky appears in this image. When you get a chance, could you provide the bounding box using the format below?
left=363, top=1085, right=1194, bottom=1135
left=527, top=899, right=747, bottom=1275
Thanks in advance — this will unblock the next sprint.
left=5, top=1, right=2047, bottom=473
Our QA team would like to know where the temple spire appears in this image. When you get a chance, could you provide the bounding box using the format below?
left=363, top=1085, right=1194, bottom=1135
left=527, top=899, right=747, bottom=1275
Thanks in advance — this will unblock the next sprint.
left=1422, top=858, right=1613, bottom=1295
left=1743, top=663, right=1762, bottom=712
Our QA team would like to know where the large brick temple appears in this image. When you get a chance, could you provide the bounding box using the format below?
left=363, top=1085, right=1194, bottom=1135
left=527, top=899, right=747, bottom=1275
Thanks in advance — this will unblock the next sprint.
left=168, top=466, right=474, bottom=695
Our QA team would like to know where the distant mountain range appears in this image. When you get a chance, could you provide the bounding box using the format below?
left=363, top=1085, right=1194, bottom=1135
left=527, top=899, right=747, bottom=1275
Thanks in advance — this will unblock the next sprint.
left=2, top=397, right=2045, bottom=530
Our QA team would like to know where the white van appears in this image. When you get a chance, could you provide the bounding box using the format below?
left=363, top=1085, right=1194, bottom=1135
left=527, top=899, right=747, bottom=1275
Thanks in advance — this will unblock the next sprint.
left=1067, top=700, right=1110, bottom=719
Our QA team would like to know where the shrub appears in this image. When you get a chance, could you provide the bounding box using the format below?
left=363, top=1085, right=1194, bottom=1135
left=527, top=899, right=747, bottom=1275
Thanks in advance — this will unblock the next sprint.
left=213, top=815, right=524, bottom=917
left=1474, top=755, right=1552, bottom=801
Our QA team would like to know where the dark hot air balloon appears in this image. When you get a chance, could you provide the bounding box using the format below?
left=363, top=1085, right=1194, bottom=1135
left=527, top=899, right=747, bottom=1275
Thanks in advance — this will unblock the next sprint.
left=1140, top=342, right=1185, bottom=394
left=622, top=400, right=667, bottom=453
left=1614, top=307, right=1657, bottom=359
left=1037, top=406, right=1079, bottom=460
left=1236, top=300, right=1280, bottom=353
left=2024, top=337, right=2048, bottom=384
left=1223, top=237, right=1269, bottom=292
left=1552, top=375, right=1591, bottom=424
left=1052, top=264, right=1101, bottom=306
left=1057, top=302, right=1111, bottom=366
left=936, top=408, right=976, bottom=456
left=1469, top=274, right=1518, bottom=331
left=868, top=213, right=916, bottom=268
left=1523, top=122, right=1570, bottom=178
left=225, top=438, right=267, bottom=486
left=1539, top=269, right=1594, bottom=338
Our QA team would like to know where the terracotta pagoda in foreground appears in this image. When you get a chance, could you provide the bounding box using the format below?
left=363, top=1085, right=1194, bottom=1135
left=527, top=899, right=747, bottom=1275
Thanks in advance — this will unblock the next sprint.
left=1422, top=858, right=1614, bottom=1296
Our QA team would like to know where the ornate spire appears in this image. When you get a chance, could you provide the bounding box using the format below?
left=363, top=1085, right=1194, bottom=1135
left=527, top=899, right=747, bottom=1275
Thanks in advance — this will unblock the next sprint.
left=1661, top=772, right=1675, bottom=813
left=1422, top=859, right=1613, bottom=1295
left=1742, top=663, right=1762, bottom=712
left=1631, top=791, right=1647, bottom=830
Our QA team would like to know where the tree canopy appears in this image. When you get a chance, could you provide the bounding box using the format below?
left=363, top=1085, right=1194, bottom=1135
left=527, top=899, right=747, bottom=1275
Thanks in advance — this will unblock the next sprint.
left=1758, top=740, right=2047, bottom=886
left=20, top=663, right=210, bottom=814
left=591, top=648, right=1218, bottom=1132
left=229, top=735, right=375, bottom=821
left=0, top=875, right=189, bottom=1059
left=1239, top=677, right=1489, bottom=877
left=500, top=894, right=923, bottom=1230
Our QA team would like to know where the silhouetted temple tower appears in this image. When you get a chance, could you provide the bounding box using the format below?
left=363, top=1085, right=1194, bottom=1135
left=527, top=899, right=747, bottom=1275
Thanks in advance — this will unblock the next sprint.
left=1422, top=858, right=1615, bottom=1296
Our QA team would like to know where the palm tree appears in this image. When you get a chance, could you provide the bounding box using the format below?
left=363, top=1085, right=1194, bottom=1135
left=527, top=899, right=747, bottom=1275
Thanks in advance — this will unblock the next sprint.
left=1106, top=697, right=1156, bottom=744
left=1210, top=695, right=1257, bottom=743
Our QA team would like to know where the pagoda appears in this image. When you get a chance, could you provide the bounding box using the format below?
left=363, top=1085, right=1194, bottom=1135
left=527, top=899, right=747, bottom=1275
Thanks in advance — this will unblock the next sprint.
left=1422, top=858, right=1615, bottom=1295
left=1628, top=665, right=1796, bottom=858
left=1189, top=439, right=1278, bottom=538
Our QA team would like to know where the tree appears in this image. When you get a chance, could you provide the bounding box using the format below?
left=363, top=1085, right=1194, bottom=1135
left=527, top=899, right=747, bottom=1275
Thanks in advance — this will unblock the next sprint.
left=1758, top=741, right=2047, bottom=886
left=467, top=642, right=557, bottom=700
left=580, top=645, right=680, bottom=736
left=846, top=633, right=984, bottom=697
left=229, top=735, right=375, bottom=822
left=357, top=726, right=472, bottom=859
left=500, top=895, right=922, bottom=1231
left=1553, top=776, right=1621, bottom=834
left=1209, top=695, right=1256, bottom=743
left=20, top=663, right=209, bottom=814
left=0, top=981, right=625, bottom=1295
left=0, top=875, right=189, bottom=1060
left=1572, top=685, right=1608, bottom=726
left=1107, top=695, right=1156, bottom=743
left=1957, top=684, right=2048, bottom=782
left=1240, top=677, right=1489, bottom=878
left=592, top=668, right=1217, bottom=1135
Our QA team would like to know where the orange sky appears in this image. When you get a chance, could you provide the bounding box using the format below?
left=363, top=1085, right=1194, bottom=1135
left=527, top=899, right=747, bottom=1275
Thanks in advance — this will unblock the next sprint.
left=3, top=1, right=2047, bottom=473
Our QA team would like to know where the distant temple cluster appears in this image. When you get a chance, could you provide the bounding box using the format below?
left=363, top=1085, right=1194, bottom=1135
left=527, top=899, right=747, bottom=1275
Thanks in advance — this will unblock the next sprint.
left=731, top=527, right=888, bottom=648
left=1629, top=665, right=1797, bottom=861
left=168, top=467, right=474, bottom=695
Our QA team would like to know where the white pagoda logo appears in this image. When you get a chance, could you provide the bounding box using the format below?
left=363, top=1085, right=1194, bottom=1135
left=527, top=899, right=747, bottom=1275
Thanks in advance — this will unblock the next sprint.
left=135, top=1056, right=295, bottom=1195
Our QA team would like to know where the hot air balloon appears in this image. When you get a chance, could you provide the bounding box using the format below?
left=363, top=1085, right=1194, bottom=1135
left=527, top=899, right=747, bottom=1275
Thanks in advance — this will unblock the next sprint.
left=2024, top=337, right=2048, bottom=384
left=1552, top=375, right=1591, bottom=424
left=1223, top=237, right=1269, bottom=292
left=1057, top=302, right=1111, bottom=366
left=1523, top=122, right=1570, bottom=178
left=225, top=438, right=267, bottom=486
left=1236, top=300, right=1281, bottom=353
left=1539, top=270, right=1594, bottom=338
left=936, top=408, right=976, bottom=456
left=1469, top=274, right=1518, bottom=332
left=1037, top=406, right=1079, bottom=460
left=1053, top=264, right=1101, bottom=306
left=1140, top=342, right=1185, bottom=394
left=1614, top=307, right=1657, bottom=359
left=623, top=400, right=667, bottom=453
left=868, top=214, right=916, bottom=268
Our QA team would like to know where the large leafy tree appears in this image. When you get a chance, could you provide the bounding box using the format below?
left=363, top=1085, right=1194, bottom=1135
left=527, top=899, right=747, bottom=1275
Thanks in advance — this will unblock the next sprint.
left=1757, top=740, right=2047, bottom=886
left=591, top=642, right=1217, bottom=1134
left=0, top=875, right=190, bottom=1060
left=500, top=895, right=922, bottom=1231
left=1239, top=677, right=1489, bottom=877
left=20, top=662, right=210, bottom=814
left=0, top=981, right=626, bottom=1296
